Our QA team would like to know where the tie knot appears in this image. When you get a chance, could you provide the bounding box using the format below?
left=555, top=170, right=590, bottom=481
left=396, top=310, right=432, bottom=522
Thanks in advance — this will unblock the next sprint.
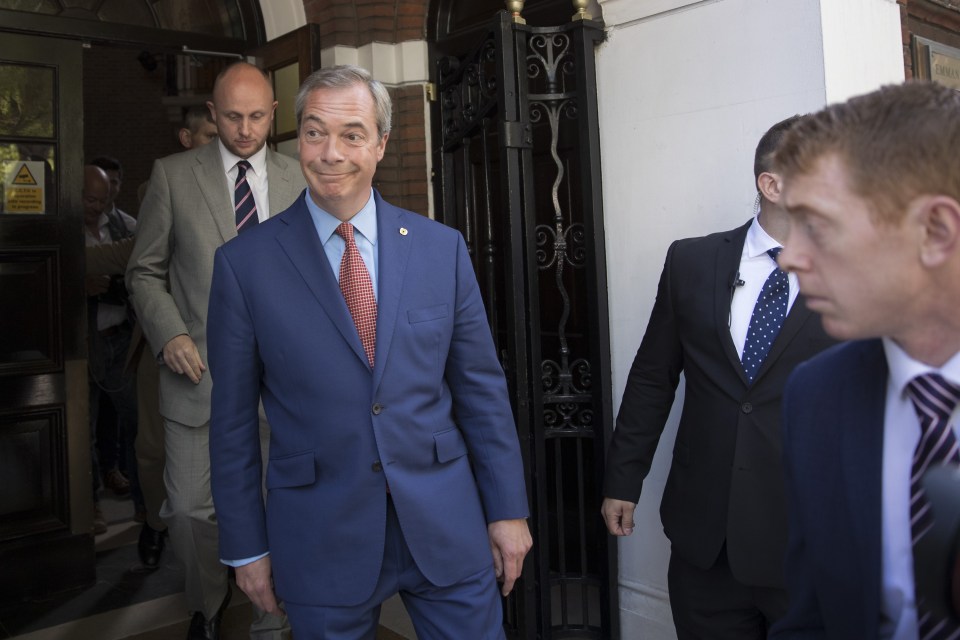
left=336, top=221, right=355, bottom=243
left=767, top=247, right=782, bottom=262
left=236, top=160, right=251, bottom=176
left=907, top=373, right=960, bottom=425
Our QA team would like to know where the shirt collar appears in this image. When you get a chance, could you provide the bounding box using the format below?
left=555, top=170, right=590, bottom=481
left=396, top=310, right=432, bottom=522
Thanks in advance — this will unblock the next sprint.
left=883, top=337, right=960, bottom=397
left=218, top=140, right=268, bottom=177
left=744, top=214, right=781, bottom=260
left=306, top=189, right=378, bottom=246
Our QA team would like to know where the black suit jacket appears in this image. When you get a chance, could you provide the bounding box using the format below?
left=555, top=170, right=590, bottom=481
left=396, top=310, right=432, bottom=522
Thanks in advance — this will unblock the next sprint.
left=604, top=220, right=836, bottom=588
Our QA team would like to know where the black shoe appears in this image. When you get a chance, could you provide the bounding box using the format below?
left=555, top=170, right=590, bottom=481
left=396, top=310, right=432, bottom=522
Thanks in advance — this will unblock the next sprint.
left=137, top=523, right=166, bottom=569
left=186, top=587, right=231, bottom=640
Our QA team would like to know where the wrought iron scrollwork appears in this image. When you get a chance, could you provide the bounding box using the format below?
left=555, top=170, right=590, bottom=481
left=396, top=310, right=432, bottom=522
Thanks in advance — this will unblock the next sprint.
left=439, top=38, right=499, bottom=144
left=527, top=30, right=593, bottom=435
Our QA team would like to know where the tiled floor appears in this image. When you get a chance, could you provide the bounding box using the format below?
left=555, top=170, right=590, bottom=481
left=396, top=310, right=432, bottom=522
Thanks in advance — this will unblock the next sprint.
left=0, top=494, right=416, bottom=639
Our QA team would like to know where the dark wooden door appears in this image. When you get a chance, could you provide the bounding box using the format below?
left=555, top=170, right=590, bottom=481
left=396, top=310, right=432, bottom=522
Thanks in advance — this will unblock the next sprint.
left=0, top=32, right=93, bottom=598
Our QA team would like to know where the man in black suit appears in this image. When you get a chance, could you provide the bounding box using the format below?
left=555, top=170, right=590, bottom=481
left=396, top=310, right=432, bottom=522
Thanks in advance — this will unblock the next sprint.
left=601, top=116, right=836, bottom=639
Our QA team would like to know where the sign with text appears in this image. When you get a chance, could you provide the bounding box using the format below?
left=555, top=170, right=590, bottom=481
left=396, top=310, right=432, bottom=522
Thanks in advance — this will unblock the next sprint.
left=2, top=160, right=46, bottom=214
left=931, top=50, right=960, bottom=91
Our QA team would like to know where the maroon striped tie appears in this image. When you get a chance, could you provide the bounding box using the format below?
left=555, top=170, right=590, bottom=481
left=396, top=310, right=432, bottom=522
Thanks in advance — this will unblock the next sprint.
left=906, top=373, right=960, bottom=640
left=335, top=222, right=376, bottom=368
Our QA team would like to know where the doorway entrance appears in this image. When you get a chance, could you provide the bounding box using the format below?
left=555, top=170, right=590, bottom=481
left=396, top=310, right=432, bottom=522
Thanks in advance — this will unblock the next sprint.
left=0, top=0, right=304, bottom=602
left=0, top=30, right=89, bottom=600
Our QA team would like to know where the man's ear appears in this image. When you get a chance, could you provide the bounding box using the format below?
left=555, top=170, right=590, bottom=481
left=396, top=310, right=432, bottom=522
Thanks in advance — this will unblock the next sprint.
left=917, top=195, right=960, bottom=268
left=757, top=171, right=782, bottom=204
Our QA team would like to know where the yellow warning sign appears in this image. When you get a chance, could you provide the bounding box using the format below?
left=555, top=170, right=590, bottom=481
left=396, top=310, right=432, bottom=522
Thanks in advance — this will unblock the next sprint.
left=13, top=164, right=38, bottom=185
left=2, top=161, right=46, bottom=214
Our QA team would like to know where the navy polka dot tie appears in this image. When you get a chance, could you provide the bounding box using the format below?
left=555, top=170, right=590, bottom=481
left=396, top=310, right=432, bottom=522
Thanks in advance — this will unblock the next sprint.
left=741, top=247, right=788, bottom=384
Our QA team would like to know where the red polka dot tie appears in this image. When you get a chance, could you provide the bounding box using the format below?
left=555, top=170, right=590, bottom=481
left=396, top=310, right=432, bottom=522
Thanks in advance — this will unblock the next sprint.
left=335, top=222, right=376, bottom=368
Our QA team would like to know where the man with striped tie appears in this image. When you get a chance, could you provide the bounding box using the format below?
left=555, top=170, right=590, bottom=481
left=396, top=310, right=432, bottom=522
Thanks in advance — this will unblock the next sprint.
left=772, top=81, right=960, bottom=640
left=127, top=61, right=306, bottom=640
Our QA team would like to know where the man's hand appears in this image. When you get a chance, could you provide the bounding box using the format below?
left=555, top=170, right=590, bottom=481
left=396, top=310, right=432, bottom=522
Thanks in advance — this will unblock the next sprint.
left=162, top=334, right=206, bottom=384
left=488, top=518, right=532, bottom=597
left=235, top=556, right=282, bottom=616
left=601, top=498, right=636, bottom=536
left=85, top=274, right=110, bottom=296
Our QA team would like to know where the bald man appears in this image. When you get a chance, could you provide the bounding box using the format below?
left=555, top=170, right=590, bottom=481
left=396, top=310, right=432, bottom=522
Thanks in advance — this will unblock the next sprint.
left=127, top=62, right=306, bottom=639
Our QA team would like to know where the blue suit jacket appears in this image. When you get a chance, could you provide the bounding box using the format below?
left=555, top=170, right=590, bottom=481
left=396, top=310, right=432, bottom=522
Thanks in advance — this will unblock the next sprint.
left=771, top=339, right=888, bottom=638
left=207, top=191, right=529, bottom=607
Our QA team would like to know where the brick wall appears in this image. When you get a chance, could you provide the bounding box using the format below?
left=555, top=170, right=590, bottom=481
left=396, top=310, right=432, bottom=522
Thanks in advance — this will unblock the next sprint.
left=83, top=47, right=184, bottom=218
left=899, top=0, right=960, bottom=78
left=375, top=85, right=429, bottom=216
left=302, top=0, right=429, bottom=47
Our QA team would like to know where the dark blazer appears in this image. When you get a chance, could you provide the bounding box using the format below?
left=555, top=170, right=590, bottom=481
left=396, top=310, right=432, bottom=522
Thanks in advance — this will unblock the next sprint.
left=770, top=339, right=888, bottom=638
left=207, top=191, right=529, bottom=607
left=604, top=220, right=835, bottom=588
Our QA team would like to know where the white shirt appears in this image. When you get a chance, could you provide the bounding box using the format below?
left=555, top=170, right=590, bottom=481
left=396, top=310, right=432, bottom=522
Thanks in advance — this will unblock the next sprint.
left=729, top=215, right=800, bottom=357
left=879, top=340, right=960, bottom=640
left=85, top=206, right=136, bottom=330
left=218, top=141, right=269, bottom=224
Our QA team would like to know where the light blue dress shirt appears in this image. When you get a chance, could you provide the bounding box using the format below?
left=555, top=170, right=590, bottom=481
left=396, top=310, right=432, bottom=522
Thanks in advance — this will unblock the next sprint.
left=305, top=189, right=379, bottom=300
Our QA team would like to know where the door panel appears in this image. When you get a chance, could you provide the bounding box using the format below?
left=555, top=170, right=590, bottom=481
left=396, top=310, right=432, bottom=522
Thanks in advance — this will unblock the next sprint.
left=0, top=31, right=93, bottom=599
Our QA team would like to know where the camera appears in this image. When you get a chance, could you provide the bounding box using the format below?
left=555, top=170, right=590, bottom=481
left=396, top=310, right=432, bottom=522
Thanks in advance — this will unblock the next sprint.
left=916, top=465, right=960, bottom=621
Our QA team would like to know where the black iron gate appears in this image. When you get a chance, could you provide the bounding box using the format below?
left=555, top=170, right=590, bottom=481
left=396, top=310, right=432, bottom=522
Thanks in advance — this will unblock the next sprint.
left=433, top=10, right=618, bottom=639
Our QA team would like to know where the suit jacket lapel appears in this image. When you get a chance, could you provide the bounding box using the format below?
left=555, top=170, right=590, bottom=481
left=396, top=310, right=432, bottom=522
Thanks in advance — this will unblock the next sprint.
left=752, top=294, right=815, bottom=383
left=275, top=200, right=369, bottom=367
left=371, top=192, right=412, bottom=392
left=840, top=340, right=886, bottom=629
left=193, top=142, right=235, bottom=243
left=714, top=220, right=751, bottom=381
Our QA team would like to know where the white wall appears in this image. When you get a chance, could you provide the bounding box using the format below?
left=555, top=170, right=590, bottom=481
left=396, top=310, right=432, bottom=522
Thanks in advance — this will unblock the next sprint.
left=594, top=0, right=902, bottom=637
left=260, top=0, right=306, bottom=39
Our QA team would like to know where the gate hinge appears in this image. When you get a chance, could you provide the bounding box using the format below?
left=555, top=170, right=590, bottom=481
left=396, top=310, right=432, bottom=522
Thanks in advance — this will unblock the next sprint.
left=425, top=82, right=437, bottom=102
left=501, top=121, right=533, bottom=149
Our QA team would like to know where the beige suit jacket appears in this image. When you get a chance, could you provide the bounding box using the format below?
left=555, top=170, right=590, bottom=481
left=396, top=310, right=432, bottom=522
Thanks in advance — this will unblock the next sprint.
left=126, top=141, right=306, bottom=426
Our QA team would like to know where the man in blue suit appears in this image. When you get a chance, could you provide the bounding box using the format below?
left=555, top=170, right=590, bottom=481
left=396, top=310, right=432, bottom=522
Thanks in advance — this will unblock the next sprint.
left=207, top=65, right=532, bottom=639
left=772, top=81, right=960, bottom=639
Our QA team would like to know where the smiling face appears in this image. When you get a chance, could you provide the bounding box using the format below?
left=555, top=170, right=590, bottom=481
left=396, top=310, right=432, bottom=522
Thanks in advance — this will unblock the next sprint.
left=778, top=153, right=922, bottom=342
left=297, top=84, right=388, bottom=221
left=207, top=63, right=277, bottom=159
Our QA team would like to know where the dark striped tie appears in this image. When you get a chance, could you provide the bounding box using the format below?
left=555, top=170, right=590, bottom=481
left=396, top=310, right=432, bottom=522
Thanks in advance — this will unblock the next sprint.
left=906, top=373, right=960, bottom=640
left=234, top=160, right=258, bottom=233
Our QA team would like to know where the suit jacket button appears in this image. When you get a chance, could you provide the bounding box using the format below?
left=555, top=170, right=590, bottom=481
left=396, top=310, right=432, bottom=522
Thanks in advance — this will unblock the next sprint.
left=741, top=402, right=753, bottom=414
left=372, top=403, right=382, bottom=415
left=371, top=461, right=383, bottom=472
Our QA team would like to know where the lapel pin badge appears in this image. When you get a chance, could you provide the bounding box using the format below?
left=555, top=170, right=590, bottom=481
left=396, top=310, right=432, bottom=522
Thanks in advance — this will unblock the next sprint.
left=399, top=227, right=408, bottom=236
